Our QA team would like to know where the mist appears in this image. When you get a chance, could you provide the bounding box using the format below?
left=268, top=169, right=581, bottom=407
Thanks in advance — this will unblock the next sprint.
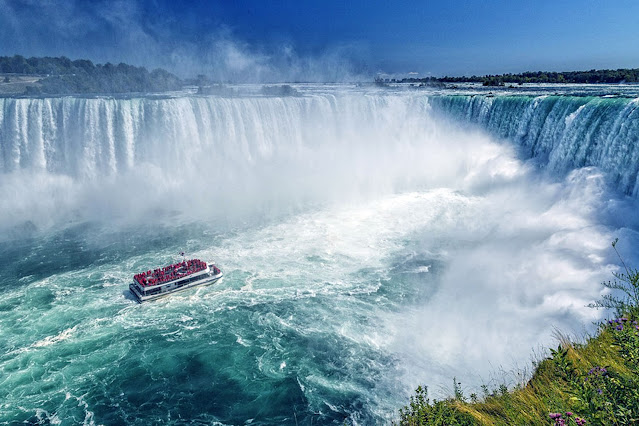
left=1, top=90, right=588, bottom=239
left=0, top=93, right=500, bottom=232
left=0, top=0, right=371, bottom=82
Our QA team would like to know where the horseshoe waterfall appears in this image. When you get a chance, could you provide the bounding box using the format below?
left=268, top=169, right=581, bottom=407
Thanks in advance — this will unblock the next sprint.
left=1, top=86, right=638, bottom=425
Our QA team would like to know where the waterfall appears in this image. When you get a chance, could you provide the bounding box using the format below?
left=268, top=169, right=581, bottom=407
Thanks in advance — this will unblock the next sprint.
left=0, top=95, right=430, bottom=177
left=3, top=94, right=638, bottom=197
left=429, top=95, right=639, bottom=196
left=1, top=91, right=638, bottom=232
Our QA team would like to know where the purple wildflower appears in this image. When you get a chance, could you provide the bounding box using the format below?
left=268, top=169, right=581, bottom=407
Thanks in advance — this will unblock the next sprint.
left=588, top=366, right=607, bottom=376
left=597, top=388, right=603, bottom=394
left=575, top=417, right=587, bottom=426
left=565, top=412, right=573, bottom=417
left=549, top=412, right=562, bottom=419
left=616, top=324, right=624, bottom=331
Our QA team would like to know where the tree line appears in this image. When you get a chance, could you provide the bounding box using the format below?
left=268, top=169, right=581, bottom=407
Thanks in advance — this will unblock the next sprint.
left=0, top=55, right=182, bottom=94
left=379, top=67, right=639, bottom=86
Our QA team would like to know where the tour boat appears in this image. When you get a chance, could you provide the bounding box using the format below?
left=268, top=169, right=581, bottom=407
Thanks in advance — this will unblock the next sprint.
left=129, top=258, right=223, bottom=303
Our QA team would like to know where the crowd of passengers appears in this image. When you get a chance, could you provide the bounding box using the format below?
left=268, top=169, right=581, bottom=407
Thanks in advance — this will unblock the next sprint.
left=134, top=259, right=207, bottom=287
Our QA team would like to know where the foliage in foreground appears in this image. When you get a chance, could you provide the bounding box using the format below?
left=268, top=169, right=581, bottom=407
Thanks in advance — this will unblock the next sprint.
left=397, top=241, right=639, bottom=425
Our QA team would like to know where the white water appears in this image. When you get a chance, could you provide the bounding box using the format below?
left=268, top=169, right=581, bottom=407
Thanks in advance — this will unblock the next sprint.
left=0, top=92, right=522, bottom=231
left=1, top=86, right=638, bottom=423
left=429, top=93, right=639, bottom=196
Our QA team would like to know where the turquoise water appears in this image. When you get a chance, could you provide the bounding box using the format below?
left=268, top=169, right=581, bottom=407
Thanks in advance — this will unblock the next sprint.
left=0, top=200, right=441, bottom=424
left=1, top=85, right=638, bottom=424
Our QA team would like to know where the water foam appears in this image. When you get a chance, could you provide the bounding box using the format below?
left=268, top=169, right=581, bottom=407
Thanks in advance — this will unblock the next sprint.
left=429, top=94, right=639, bottom=196
left=1, top=87, right=638, bottom=423
left=0, top=91, right=513, bottom=233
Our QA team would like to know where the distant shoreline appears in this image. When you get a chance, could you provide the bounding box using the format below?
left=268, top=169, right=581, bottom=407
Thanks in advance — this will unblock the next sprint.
left=2, top=54, right=639, bottom=96
left=378, top=67, right=639, bottom=86
left=0, top=55, right=181, bottom=96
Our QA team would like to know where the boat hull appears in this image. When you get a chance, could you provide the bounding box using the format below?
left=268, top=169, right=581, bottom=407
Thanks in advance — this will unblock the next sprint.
left=129, top=270, right=223, bottom=303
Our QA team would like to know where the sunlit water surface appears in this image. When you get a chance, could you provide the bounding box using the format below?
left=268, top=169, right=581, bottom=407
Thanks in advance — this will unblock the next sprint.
left=1, top=84, right=639, bottom=424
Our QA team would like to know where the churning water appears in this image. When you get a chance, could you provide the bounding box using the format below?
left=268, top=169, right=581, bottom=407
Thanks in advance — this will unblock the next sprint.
left=1, top=85, right=638, bottom=424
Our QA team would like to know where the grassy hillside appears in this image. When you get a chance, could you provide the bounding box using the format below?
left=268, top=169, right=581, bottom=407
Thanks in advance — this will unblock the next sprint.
left=397, top=241, right=639, bottom=425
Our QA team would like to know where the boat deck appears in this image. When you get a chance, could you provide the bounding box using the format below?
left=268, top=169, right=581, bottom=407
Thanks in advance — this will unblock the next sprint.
left=134, top=259, right=207, bottom=287
left=129, top=258, right=223, bottom=303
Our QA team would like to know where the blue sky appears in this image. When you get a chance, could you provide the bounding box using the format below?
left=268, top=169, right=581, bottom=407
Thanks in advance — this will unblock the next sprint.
left=1, top=0, right=638, bottom=81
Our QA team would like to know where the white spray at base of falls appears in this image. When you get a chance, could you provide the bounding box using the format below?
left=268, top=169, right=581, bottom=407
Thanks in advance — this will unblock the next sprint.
left=1, top=87, right=639, bottom=423
left=0, top=92, right=525, bottom=231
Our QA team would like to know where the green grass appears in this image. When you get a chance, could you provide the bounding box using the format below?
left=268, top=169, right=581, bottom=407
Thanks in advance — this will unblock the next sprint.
left=397, top=242, right=639, bottom=425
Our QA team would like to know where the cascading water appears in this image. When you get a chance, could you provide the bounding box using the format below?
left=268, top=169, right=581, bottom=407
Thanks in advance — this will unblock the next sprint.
left=428, top=94, right=639, bottom=196
left=1, top=86, right=638, bottom=425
